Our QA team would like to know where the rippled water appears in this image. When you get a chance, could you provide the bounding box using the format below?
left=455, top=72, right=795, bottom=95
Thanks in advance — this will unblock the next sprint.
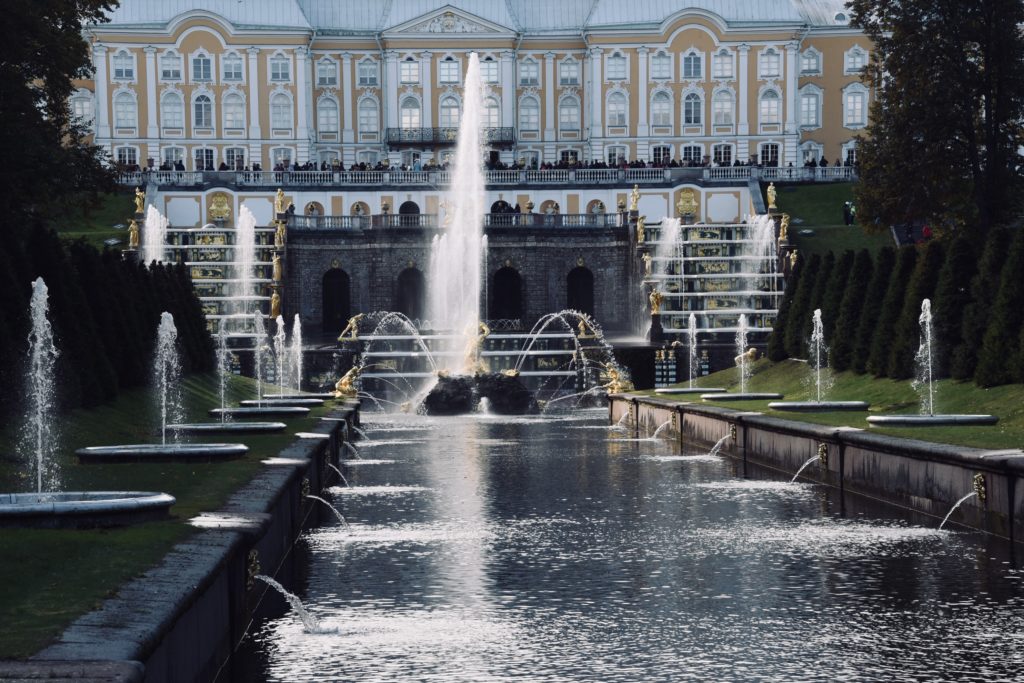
left=234, top=409, right=1024, bottom=682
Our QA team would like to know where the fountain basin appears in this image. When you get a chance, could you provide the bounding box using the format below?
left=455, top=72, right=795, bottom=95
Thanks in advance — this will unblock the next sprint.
left=240, top=398, right=324, bottom=407
left=770, top=401, right=869, bottom=412
left=701, top=393, right=784, bottom=401
left=262, top=392, right=337, bottom=400
left=77, top=443, right=249, bottom=463
left=210, top=407, right=310, bottom=418
left=655, top=387, right=725, bottom=395
left=168, top=422, right=287, bottom=434
left=0, top=491, right=175, bottom=529
left=867, top=414, right=998, bottom=427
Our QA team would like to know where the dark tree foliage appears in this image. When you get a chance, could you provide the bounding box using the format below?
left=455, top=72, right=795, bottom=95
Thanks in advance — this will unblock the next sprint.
left=783, top=253, right=822, bottom=359
left=932, top=237, right=977, bottom=376
left=831, top=249, right=874, bottom=372
left=886, top=240, right=946, bottom=380
left=866, top=247, right=918, bottom=377
left=951, top=228, right=1011, bottom=379
left=849, top=0, right=1024, bottom=235
left=767, top=252, right=804, bottom=361
left=974, top=230, right=1024, bottom=387
left=852, top=247, right=896, bottom=373
left=820, top=250, right=855, bottom=334
left=802, top=251, right=836, bottom=351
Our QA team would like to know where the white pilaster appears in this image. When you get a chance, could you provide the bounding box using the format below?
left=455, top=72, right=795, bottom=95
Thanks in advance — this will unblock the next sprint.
left=737, top=43, right=750, bottom=138
left=341, top=52, right=354, bottom=144
left=588, top=47, right=603, bottom=141
left=143, top=46, right=158, bottom=140
left=384, top=51, right=399, bottom=129
left=421, top=52, right=433, bottom=128
left=247, top=47, right=262, bottom=143
left=295, top=46, right=310, bottom=162
left=543, top=52, right=555, bottom=146
left=500, top=51, right=515, bottom=129
left=784, top=42, right=799, bottom=137
left=636, top=46, right=649, bottom=139
left=93, top=44, right=110, bottom=139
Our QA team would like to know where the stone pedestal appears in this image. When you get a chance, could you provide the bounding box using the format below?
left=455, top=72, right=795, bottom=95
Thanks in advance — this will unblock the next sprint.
left=648, top=313, right=665, bottom=344
left=122, top=249, right=140, bottom=265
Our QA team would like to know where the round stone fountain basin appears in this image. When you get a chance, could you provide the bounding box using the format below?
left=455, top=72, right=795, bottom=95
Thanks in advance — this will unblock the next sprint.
left=240, top=398, right=324, bottom=407
left=77, top=443, right=249, bottom=463
left=867, top=414, right=999, bottom=427
left=769, top=401, right=869, bottom=412
left=262, top=392, right=337, bottom=400
left=0, top=491, right=175, bottom=529
left=168, top=422, right=287, bottom=434
left=701, top=393, right=784, bottom=401
left=655, top=387, right=725, bottom=395
left=210, top=407, right=311, bottom=418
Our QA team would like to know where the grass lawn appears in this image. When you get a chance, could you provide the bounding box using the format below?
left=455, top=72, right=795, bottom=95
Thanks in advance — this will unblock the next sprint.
left=0, top=373, right=336, bottom=658
left=640, top=359, right=1024, bottom=451
left=51, top=191, right=135, bottom=250
left=766, top=182, right=893, bottom=258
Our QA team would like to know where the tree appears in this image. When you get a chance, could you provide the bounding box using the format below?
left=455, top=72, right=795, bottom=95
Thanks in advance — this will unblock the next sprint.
left=932, top=236, right=977, bottom=376
left=783, top=253, right=822, bottom=359
left=831, top=249, right=874, bottom=372
left=767, top=252, right=804, bottom=361
left=852, top=247, right=896, bottom=373
left=820, top=250, right=855, bottom=334
left=974, top=230, right=1024, bottom=387
left=849, top=0, right=1024, bottom=235
left=951, top=228, right=1011, bottom=379
left=887, top=240, right=945, bottom=379
left=866, top=247, right=917, bottom=377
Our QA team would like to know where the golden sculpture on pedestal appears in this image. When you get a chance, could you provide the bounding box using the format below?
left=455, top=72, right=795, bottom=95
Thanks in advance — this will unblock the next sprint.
left=676, top=188, right=698, bottom=217
left=208, top=192, right=231, bottom=222
left=636, top=215, right=646, bottom=243
left=128, top=219, right=139, bottom=249
left=333, top=366, right=360, bottom=399
left=270, top=290, right=281, bottom=318
left=337, top=313, right=365, bottom=342
left=274, top=189, right=286, bottom=216
left=601, top=363, right=634, bottom=394
left=577, top=319, right=595, bottom=339
left=641, top=252, right=652, bottom=277
left=629, top=185, right=640, bottom=212
left=272, top=254, right=283, bottom=282
left=134, top=187, right=145, bottom=214
left=649, top=288, right=664, bottom=314
left=779, top=213, right=790, bottom=242
left=463, top=322, right=491, bottom=374
left=274, top=221, right=286, bottom=248
left=734, top=347, right=758, bottom=366
left=767, top=182, right=777, bottom=210
left=789, top=249, right=799, bottom=270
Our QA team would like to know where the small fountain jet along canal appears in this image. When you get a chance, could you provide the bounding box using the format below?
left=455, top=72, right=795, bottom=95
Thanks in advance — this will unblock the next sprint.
left=700, top=315, right=783, bottom=402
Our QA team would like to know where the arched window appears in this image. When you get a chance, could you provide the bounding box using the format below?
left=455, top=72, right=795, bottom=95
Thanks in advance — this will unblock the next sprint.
left=759, top=90, right=780, bottom=125
left=271, top=93, right=292, bottom=129
left=491, top=267, right=523, bottom=320
left=567, top=267, right=594, bottom=316
left=801, top=49, right=821, bottom=75
left=844, top=84, right=868, bottom=128
left=161, top=92, right=183, bottom=128
left=481, top=56, right=499, bottom=83
left=193, top=94, right=212, bottom=128
left=713, top=91, right=734, bottom=125
left=400, top=97, right=421, bottom=129
left=651, top=91, right=671, bottom=126
left=683, top=92, right=702, bottom=125
left=395, top=268, right=425, bottom=320
left=192, top=53, right=212, bottom=82
left=483, top=97, right=500, bottom=128
left=439, top=96, right=460, bottom=128
left=559, top=96, right=579, bottom=130
left=359, top=98, right=379, bottom=133
left=317, top=98, right=338, bottom=133
left=519, top=96, right=539, bottom=131
left=607, top=92, right=626, bottom=126
left=223, top=93, right=245, bottom=130
left=845, top=47, right=867, bottom=74
left=114, top=92, right=136, bottom=128
left=70, top=93, right=94, bottom=124
left=322, top=269, right=351, bottom=333
left=800, top=87, right=821, bottom=128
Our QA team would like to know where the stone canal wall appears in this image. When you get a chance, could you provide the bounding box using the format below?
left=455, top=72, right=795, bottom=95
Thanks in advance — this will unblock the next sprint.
left=22, top=401, right=360, bottom=683
left=610, top=395, right=1024, bottom=543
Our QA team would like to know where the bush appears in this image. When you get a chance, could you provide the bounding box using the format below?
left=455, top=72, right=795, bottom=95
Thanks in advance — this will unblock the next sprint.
left=820, top=250, right=855, bottom=334
left=932, top=236, right=977, bottom=376
left=852, top=247, right=896, bottom=373
left=831, top=249, right=874, bottom=372
left=866, top=247, right=918, bottom=377
left=974, top=230, right=1024, bottom=387
left=951, top=228, right=1011, bottom=379
left=886, top=240, right=945, bottom=380
left=783, top=253, right=822, bottom=359
left=767, top=251, right=803, bottom=361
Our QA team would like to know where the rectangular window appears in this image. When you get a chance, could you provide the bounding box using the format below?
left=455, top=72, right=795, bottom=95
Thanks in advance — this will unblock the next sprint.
left=160, top=54, right=181, bottom=80
left=760, top=96, right=780, bottom=124
left=713, top=144, right=733, bottom=165
left=607, top=97, right=626, bottom=126
left=559, top=61, right=579, bottom=85
left=651, top=54, right=671, bottom=80
left=846, top=50, right=866, bottom=73
left=359, top=102, right=378, bottom=132
left=800, top=94, right=819, bottom=127
left=358, top=61, right=378, bottom=86
left=162, top=147, right=183, bottom=165
left=712, top=52, right=733, bottom=79
left=606, top=55, right=626, bottom=80
left=225, top=147, right=245, bottom=170
left=682, top=53, right=702, bottom=80
left=652, top=146, right=671, bottom=164
left=759, top=50, right=780, bottom=78
left=223, top=57, right=242, bottom=81
left=760, top=143, right=779, bottom=166
left=845, top=92, right=865, bottom=126
left=192, top=57, right=211, bottom=82
left=194, top=148, right=214, bottom=171
left=113, top=53, right=133, bottom=80
left=559, top=101, right=579, bottom=129
left=519, top=102, right=539, bottom=131
left=713, top=95, right=733, bottom=125
left=681, top=145, right=702, bottom=163
left=317, top=61, right=337, bottom=86
left=439, top=59, right=460, bottom=83
left=116, top=147, right=137, bottom=166
left=519, top=60, right=539, bottom=86
left=560, top=149, right=578, bottom=163
left=607, top=147, right=627, bottom=165
left=400, top=60, right=420, bottom=84
left=271, top=58, right=290, bottom=82
left=480, top=59, right=498, bottom=83
left=801, top=52, right=820, bottom=74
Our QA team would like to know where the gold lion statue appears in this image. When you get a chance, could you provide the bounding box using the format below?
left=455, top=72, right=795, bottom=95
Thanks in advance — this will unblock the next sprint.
left=734, top=347, right=759, bottom=366
left=333, top=366, right=360, bottom=399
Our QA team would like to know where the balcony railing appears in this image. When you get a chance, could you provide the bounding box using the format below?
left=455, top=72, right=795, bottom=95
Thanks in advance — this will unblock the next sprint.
left=288, top=213, right=624, bottom=230
left=384, top=127, right=516, bottom=147
left=702, top=166, right=857, bottom=182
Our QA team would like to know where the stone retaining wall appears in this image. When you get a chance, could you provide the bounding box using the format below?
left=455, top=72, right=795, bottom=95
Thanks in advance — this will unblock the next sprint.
left=611, top=395, right=1024, bottom=543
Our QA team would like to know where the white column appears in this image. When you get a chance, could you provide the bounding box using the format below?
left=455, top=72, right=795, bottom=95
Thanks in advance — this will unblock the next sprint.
left=143, top=46, right=158, bottom=140
left=420, top=51, right=433, bottom=128
left=543, top=52, right=555, bottom=143
left=737, top=44, right=750, bottom=137
left=247, top=48, right=262, bottom=140
left=784, top=42, right=799, bottom=136
left=341, top=52, right=354, bottom=145
left=384, top=51, right=399, bottom=129
left=93, top=44, right=110, bottom=139
left=295, top=46, right=310, bottom=162
left=636, top=47, right=649, bottom=139
left=588, top=47, right=603, bottom=137
left=500, top=50, right=515, bottom=130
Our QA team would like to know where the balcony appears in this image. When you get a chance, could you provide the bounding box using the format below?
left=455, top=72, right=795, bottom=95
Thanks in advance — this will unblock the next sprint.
left=384, top=127, right=516, bottom=148
left=288, top=213, right=624, bottom=231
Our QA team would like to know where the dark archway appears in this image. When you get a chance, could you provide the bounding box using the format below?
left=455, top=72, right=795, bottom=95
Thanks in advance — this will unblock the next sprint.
left=490, top=199, right=512, bottom=213
left=399, top=200, right=420, bottom=214
left=322, top=268, right=351, bottom=333
left=567, top=266, right=594, bottom=316
left=395, top=267, right=426, bottom=321
left=491, top=267, right=523, bottom=320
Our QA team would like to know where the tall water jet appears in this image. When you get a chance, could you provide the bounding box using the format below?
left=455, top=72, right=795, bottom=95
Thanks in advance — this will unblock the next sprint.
left=654, top=216, right=682, bottom=269
left=745, top=213, right=778, bottom=294
left=234, top=205, right=258, bottom=318
left=21, top=278, right=59, bottom=493
left=735, top=314, right=750, bottom=394
left=809, top=308, right=832, bottom=403
left=289, top=314, right=303, bottom=392
left=427, top=52, right=485, bottom=371
left=154, top=312, right=184, bottom=446
left=142, top=205, right=168, bottom=265
left=914, top=298, right=935, bottom=416
left=253, top=311, right=267, bottom=406
left=274, top=315, right=287, bottom=398
left=687, top=313, right=698, bottom=389
left=217, top=325, right=229, bottom=422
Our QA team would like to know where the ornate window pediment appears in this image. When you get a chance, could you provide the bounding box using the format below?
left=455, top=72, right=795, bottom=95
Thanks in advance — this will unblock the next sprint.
left=387, top=8, right=510, bottom=36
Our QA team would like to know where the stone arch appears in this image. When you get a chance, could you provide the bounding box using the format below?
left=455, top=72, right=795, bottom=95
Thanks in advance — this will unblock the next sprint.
left=567, top=266, right=594, bottom=316
left=322, top=268, right=351, bottom=333
left=398, top=200, right=420, bottom=214
left=350, top=201, right=370, bottom=216
left=395, top=267, right=425, bottom=321
left=304, top=201, right=324, bottom=216
left=490, top=199, right=512, bottom=213
left=490, top=267, right=523, bottom=320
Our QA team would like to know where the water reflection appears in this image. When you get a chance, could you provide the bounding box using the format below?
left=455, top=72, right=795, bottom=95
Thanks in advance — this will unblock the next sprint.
left=237, top=410, right=1024, bottom=682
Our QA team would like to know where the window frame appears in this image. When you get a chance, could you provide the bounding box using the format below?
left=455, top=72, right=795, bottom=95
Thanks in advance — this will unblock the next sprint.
left=480, top=57, right=499, bottom=84
left=317, top=97, right=339, bottom=133
left=606, top=91, right=627, bottom=126
left=270, top=92, right=293, bottom=130
left=191, top=53, right=212, bottom=83
left=270, top=55, right=291, bottom=82
left=559, top=96, right=580, bottom=130
left=519, top=96, right=539, bottom=131
left=357, top=59, right=379, bottom=86
left=439, top=57, right=460, bottom=84
left=682, top=51, right=703, bottom=80
left=759, top=89, right=781, bottom=125
left=651, top=52, right=671, bottom=81
left=222, top=53, right=243, bottom=82
left=316, top=58, right=337, bottom=87
left=358, top=97, right=379, bottom=133
left=712, top=49, right=733, bottom=80
left=606, top=53, right=627, bottom=81
left=160, top=51, right=181, bottom=81
left=161, top=91, right=184, bottom=129
left=439, top=95, right=461, bottom=128
left=113, top=91, right=137, bottom=128
left=712, top=90, right=734, bottom=125
left=519, top=58, right=539, bottom=86
left=651, top=91, right=672, bottom=127
left=559, top=59, right=579, bottom=86
left=400, top=58, right=420, bottom=84
left=683, top=92, right=702, bottom=125
left=223, top=92, right=245, bottom=130
left=759, top=48, right=781, bottom=79
left=112, top=50, right=134, bottom=80
left=193, top=93, right=213, bottom=129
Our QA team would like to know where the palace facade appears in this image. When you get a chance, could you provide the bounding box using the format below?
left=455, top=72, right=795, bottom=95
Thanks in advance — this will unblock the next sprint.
left=78, top=0, right=872, bottom=173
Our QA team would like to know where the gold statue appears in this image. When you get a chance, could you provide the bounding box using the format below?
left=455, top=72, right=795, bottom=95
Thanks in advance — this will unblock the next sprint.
left=779, top=214, right=790, bottom=242
left=270, top=290, right=281, bottom=318
left=629, top=185, right=640, bottom=212
left=272, top=254, right=283, bottom=282
left=501, top=368, right=520, bottom=378
left=577, top=319, right=595, bottom=339
left=734, top=347, right=758, bottom=366
left=641, top=252, right=652, bottom=277
left=128, top=219, right=139, bottom=249
left=649, top=288, right=664, bottom=314
left=463, top=322, right=491, bottom=374
left=134, top=187, right=145, bottom=214
left=601, top=363, right=634, bottom=394
left=767, top=182, right=777, bottom=210
left=676, top=188, right=698, bottom=217
left=636, top=215, right=646, bottom=243
left=789, top=249, right=799, bottom=270
left=333, top=366, right=360, bottom=399
left=274, top=222, right=286, bottom=248
left=274, top=189, right=286, bottom=216
left=337, top=313, right=365, bottom=342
